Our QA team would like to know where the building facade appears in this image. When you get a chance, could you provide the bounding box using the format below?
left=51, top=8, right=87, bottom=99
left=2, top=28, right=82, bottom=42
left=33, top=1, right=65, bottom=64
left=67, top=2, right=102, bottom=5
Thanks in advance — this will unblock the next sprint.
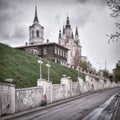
left=29, top=6, right=44, bottom=45
left=15, top=6, right=68, bottom=65
left=15, top=43, right=68, bottom=66
left=58, top=16, right=82, bottom=67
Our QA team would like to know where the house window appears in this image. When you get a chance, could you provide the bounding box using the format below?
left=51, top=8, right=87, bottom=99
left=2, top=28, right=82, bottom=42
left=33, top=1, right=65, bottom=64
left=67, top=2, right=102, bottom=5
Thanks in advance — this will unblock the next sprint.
left=36, top=30, right=39, bottom=37
left=58, top=48, right=59, bottom=55
left=39, top=49, right=42, bottom=55
left=62, top=50, right=64, bottom=57
left=59, top=49, right=62, bottom=56
left=65, top=52, right=67, bottom=58
left=43, top=47, right=47, bottom=55
left=55, top=47, right=57, bottom=54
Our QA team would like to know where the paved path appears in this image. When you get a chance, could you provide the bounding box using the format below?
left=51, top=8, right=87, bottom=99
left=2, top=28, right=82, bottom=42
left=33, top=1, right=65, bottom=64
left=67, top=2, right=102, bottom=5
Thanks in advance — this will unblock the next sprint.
left=2, top=88, right=120, bottom=120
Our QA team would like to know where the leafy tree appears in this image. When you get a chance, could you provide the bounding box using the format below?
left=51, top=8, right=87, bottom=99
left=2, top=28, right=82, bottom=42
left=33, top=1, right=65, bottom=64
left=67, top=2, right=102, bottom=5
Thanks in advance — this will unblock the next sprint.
left=102, top=69, right=110, bottom=79
left=73, top=48, right=81, bottom=68
left=79, top=61, right=88, bottom=71
left=109, top=75, right=114, bottom=82
left=113, top=60, right=120, bottom=82
left=107, top=0, right=120, bottom=43
left=73, top=49, right=96, bottom=73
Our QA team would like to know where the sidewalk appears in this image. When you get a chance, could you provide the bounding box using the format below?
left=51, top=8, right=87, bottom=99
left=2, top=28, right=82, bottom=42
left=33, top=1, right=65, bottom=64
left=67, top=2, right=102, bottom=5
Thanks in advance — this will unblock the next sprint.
left=1, top=91, right=94, bottom=120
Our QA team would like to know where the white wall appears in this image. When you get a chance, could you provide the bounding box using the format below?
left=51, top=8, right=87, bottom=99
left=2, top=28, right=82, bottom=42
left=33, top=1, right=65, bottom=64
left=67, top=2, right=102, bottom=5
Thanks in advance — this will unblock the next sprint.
left=52, top=84, right=66, bottom=102
left=15, top=87, right=43, bottom=112
left=37, top=79, right=52, bottom=103
left=0, top=75, right=119, bottom=115
left=0, top=83, right=15, bottom=116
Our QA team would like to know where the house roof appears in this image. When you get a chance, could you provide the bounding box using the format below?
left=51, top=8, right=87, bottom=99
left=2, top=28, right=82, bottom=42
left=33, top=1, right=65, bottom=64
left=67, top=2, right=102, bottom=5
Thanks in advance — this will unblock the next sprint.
left=14, top=42, right=69, bottom=50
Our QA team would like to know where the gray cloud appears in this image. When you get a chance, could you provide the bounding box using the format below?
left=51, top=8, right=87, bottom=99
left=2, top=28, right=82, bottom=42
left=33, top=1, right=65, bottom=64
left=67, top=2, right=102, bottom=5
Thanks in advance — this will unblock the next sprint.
left=13, top=27, right=27, bottom=39
left=0, top=0, right=23, bottom=23
left=71, top=8, right=91, bottom=27
left=39, top=0, right=108, bottom=6
left=77, top=0, right=108, bottom=5
left=3, top=27, right=26, bottom=40
left=1, top=26, right=27, bottom=47
left=0, top=0, right=23, bottom=43
left=0, top=0, right=10, bottom=10
left=55, top=14, right=62, bottom=25
left=9, top=0, right=108, bottom=6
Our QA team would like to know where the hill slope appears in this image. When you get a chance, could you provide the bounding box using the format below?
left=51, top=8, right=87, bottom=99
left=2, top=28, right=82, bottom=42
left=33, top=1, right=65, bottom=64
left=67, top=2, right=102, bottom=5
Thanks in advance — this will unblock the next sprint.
left=0, top=43, right=78, bottom=88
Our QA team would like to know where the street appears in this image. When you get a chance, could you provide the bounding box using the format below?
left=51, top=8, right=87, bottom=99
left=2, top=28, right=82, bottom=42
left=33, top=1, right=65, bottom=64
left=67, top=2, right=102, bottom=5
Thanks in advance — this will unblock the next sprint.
left=4, top=88, right=120, bottom=120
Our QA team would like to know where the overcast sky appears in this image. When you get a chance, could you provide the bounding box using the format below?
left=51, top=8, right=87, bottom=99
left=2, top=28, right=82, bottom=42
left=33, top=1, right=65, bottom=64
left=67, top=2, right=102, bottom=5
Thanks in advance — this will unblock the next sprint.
left=0, top=0, right=120, bottom=72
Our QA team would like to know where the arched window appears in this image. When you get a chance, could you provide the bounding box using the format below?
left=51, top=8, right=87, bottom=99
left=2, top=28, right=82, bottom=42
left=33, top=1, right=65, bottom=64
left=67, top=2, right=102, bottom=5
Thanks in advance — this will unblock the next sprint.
left=36, top=30, right=39, bottom=37
left=32, top=31, right=34, bottom=38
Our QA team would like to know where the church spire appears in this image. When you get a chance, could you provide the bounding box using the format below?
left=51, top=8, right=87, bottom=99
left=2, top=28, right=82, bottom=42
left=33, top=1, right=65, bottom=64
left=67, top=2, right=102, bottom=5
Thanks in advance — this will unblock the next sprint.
left=59, top=29, right=61, bottom=38
left=71, top=31, right=74, bottom=38
left=63, top=25, right=65, bottom=34
left=33, top=5, right=39, bottom=24
left=65, top=15, right=71, bottom=29
left=75, top=26, right=78, bottom=36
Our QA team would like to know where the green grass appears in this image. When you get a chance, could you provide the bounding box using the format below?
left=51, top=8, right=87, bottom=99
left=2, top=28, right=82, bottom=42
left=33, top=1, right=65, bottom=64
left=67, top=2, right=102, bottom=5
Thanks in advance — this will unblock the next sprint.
left=0, top=43, right=79, bottom=88
left=95, top=77, right=99, bottom=81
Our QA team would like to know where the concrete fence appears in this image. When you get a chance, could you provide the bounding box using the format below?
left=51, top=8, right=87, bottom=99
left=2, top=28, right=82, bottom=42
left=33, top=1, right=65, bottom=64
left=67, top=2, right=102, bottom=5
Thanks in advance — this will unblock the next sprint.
left=0, top=74, right=120, bottom=116
left=15, top=87, right=43, bottom=113
left=0, top=83, right=15, bottom=116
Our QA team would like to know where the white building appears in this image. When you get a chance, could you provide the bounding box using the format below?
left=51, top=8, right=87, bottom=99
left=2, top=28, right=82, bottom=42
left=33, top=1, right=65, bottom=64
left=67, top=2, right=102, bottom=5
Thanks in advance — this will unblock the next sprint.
left=58, top=16, right=82, bottom=67
left=29, top=6, right=44, bottom=45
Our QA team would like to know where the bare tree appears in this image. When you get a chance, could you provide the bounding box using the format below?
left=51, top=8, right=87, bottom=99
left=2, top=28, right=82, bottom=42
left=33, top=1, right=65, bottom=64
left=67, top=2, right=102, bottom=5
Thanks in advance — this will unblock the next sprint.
left=107, top=0, right=120, bottom=43
left=73, top=48, right=81, bottom=68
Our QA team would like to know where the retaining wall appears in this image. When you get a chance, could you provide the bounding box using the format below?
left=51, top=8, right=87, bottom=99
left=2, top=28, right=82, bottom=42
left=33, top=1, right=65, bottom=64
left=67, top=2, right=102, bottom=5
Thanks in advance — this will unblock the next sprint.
left=15, top=87, right=43, bottom=112
left=0, top=75, right=120, bottom=116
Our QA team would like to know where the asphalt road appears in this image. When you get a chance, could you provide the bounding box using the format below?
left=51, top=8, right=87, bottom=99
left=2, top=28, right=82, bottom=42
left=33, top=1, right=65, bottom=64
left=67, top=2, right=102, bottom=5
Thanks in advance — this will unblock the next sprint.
left=6, top=88, right=120, bottom=120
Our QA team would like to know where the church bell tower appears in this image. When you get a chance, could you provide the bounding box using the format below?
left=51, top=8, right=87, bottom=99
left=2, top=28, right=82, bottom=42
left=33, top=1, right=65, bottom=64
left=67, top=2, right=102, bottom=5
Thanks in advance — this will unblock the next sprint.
left=29, top=5, right=44, bottom=45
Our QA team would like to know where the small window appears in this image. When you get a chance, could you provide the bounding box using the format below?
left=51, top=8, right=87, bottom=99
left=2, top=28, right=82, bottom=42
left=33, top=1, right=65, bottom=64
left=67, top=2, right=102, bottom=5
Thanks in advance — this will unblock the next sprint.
left=43, top=47, right=47, bottom=55
left=39, top=49, right=42, bottom=55
left=36, top=30, right=39, bottom=37
left=55, top=47, right=57, bottom=54
left=32, top=31, right=34, bottom=37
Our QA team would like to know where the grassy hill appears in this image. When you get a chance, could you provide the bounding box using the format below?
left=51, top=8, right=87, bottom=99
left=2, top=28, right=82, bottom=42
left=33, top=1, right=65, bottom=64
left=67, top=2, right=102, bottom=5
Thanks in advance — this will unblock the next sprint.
left=0, top=43, right=80, bottom=88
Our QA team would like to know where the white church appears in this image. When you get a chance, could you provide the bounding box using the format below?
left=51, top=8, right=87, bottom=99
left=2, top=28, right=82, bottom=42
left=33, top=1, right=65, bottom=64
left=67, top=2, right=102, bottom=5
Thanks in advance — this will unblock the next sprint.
left=58, top=16, right=82, bottom=66
left=15, top=5, right=82, bottom=68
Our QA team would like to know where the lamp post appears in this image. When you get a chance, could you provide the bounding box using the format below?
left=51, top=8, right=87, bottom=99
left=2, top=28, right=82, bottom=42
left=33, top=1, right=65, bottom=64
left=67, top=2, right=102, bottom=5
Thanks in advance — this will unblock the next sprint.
left=80, top=67, right=82, bottom=78
left=77, top=66, right=80, bottom=78
left=97, top=62, right=102, bottom=77
left=38, top=57, right=43, bottom=79
left=46, top=60, right=51, bottom=81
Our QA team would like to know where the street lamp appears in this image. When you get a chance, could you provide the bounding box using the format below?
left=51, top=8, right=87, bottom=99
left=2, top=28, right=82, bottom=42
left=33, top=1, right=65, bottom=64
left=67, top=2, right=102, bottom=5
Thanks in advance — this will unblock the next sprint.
left=80, top=67, right=82, bottom=78
left=38, top=57, right=43, bottom=79
left=46, top=60, right=51, bottom=81
left=77, top=66, right=80, bottom=78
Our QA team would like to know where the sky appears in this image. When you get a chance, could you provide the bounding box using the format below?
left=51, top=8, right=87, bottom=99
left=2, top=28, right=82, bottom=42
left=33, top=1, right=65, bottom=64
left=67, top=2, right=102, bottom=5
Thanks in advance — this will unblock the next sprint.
left=0, top=0, right=120, bottom=72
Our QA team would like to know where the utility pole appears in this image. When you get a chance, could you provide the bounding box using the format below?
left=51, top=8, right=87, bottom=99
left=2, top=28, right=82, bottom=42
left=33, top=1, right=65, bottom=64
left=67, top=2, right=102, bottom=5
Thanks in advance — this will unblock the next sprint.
left=46, top=60, right=51, bottom=81
left=105, top=61, right=107, bottom=70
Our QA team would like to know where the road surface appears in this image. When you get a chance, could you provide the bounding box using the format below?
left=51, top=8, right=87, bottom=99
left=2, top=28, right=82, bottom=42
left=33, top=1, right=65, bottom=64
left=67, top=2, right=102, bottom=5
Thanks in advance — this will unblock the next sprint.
left=5, top=88, right=120, bottom=120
